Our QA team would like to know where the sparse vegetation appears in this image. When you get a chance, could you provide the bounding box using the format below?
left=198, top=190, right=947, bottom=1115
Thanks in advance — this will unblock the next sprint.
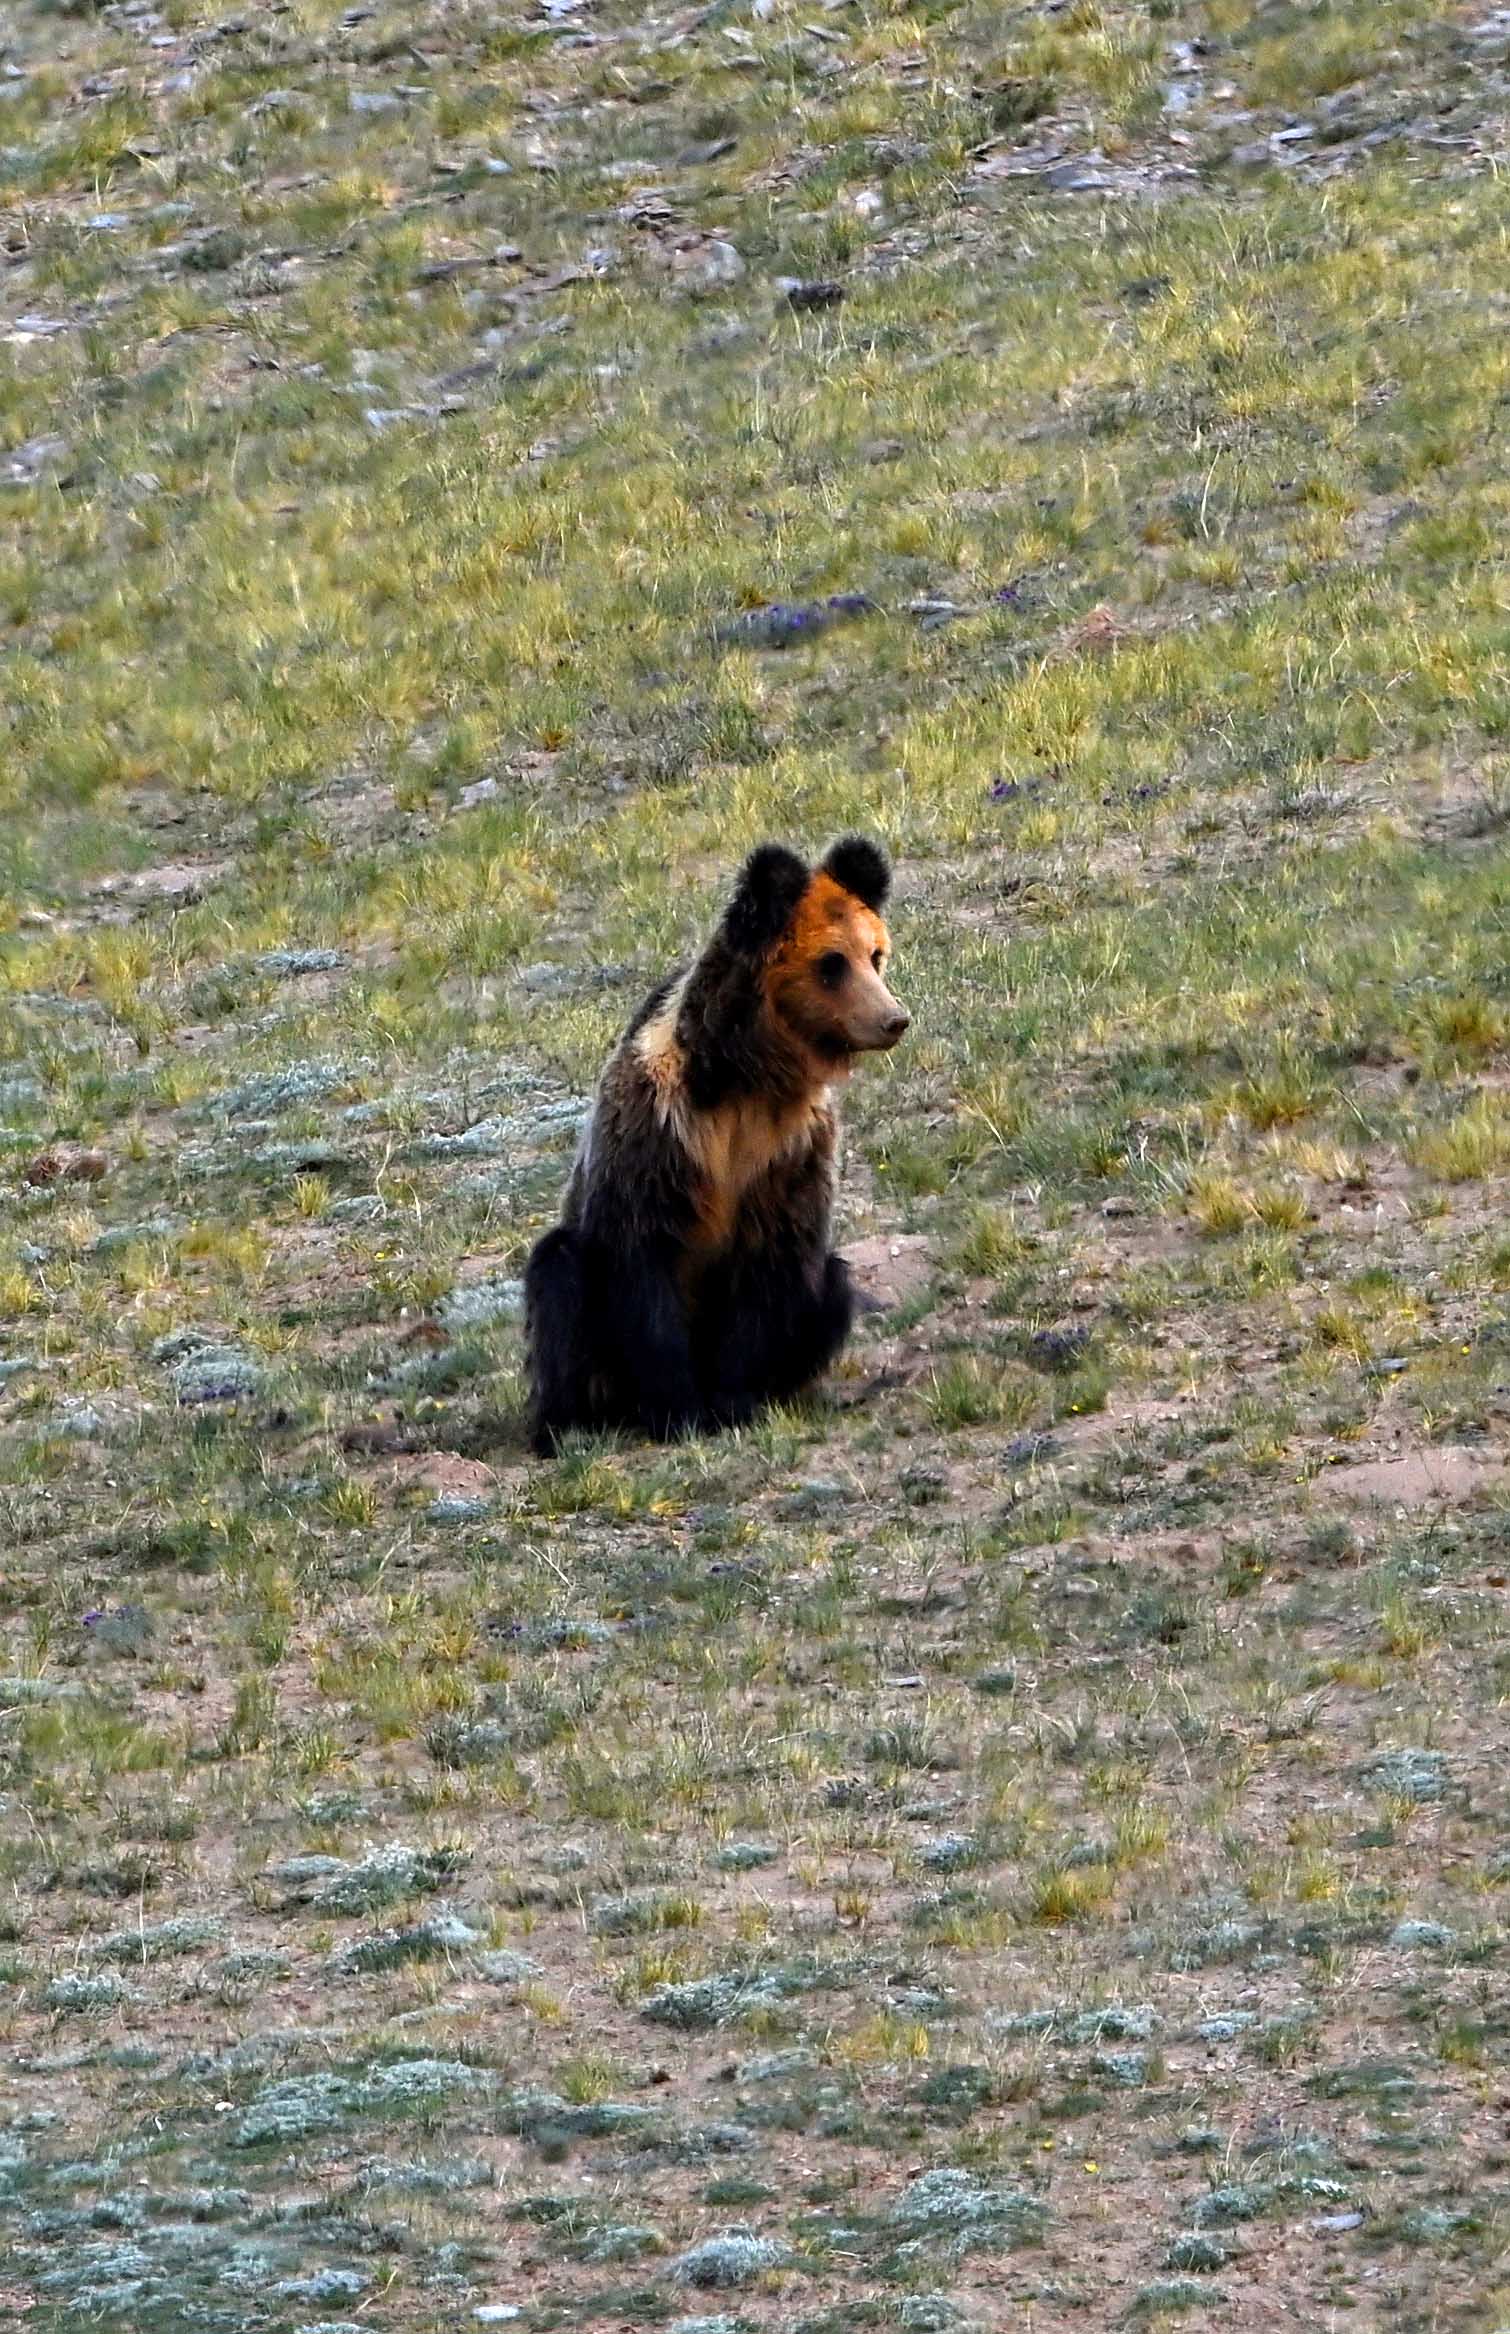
left=3, top=1, right=1510, bottom=2328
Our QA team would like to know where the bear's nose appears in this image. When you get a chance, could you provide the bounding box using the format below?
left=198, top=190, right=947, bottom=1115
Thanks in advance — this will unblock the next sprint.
left=884, top=1009, right=911, bottom=1039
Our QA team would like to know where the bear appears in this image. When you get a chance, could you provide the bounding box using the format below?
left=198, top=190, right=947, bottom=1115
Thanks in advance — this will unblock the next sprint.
left=524, top=834, right=909, bottom=1453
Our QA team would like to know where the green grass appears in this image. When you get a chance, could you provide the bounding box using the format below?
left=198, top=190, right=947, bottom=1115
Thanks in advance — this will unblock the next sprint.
left=3, top=1, right=1510, bottom=2329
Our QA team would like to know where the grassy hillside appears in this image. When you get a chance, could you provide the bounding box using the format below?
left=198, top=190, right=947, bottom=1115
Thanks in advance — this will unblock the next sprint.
left=3, top=3, right=1510, bottom=2328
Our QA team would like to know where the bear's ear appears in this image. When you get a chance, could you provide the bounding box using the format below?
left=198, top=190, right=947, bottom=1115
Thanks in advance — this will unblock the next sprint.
left=719, top=843, right=811, bottom=957
left=821, top=834, right=891, bottom=912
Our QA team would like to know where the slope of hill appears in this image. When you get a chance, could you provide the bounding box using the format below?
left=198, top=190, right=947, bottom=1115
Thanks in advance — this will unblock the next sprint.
left=3, top=4, right=1510, bottom=2328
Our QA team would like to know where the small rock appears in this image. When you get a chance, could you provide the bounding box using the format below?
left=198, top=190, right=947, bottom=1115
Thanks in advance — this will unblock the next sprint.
left=277, top=2270, right=370, bottom=2305
left=779, top=278, right=845, bottom=312
left=3, top=435, right=71, bottom=486
left=350, top=89, right=403, bottom=114
left=330, top=1194, right=385, bottom=1224
left=671, top=237, right=744, bottom=294
left=839, top=1230, right=930, bottom=1312
left=168, top=1343, right=269, bottom=1406
left=1045, top=158, right=1111, bottom=191
left=427, top=1494, right=491, bottom=1526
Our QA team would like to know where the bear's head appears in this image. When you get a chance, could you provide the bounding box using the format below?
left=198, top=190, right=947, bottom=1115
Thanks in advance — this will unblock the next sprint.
left=720, top=835, right=909, bottom=1071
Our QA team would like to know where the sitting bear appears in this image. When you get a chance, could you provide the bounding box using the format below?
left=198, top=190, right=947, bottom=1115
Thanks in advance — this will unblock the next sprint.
left=524, top=835, right=909, bottom=1451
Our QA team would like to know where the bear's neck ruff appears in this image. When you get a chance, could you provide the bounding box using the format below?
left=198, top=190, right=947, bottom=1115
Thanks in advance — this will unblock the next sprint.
left=633, top=979, right=834, bottom=1254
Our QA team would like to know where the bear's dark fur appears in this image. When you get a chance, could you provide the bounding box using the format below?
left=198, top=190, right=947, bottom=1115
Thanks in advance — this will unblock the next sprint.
left=525, top=835, right=908, bottom=1451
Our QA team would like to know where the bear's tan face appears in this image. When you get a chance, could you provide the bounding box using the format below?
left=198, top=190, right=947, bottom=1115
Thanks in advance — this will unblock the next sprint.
left=764, top=872, right=910, bottom=1069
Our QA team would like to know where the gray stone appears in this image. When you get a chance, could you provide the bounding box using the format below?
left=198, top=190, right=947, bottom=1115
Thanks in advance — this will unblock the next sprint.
left=167, top=1343, right=268, bottom=1405
left=330, top=1193, right=385, bottom=1223
left=3, top=435, right=70, bottom=485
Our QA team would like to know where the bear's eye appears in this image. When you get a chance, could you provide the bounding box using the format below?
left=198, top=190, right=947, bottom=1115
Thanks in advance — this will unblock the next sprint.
left=871, top=948, right=885, bottom=972
left=817, top=951, right=848, bottom=989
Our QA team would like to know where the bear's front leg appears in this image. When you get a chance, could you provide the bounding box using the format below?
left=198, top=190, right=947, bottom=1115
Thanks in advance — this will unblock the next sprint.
left=604, top=1236, right=709, bottom=1441
left=701, top=1244, right=855, bottom=1423
left=699, top=1111, right=855, bottom=1420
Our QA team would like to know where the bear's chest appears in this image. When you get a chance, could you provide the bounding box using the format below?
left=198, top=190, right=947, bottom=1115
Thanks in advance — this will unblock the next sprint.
left=684, top=1095, right=824, bottom=1255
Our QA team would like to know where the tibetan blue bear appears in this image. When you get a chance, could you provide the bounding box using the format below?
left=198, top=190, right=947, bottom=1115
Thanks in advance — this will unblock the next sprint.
left=524, top=835, right=908, bottom=1451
